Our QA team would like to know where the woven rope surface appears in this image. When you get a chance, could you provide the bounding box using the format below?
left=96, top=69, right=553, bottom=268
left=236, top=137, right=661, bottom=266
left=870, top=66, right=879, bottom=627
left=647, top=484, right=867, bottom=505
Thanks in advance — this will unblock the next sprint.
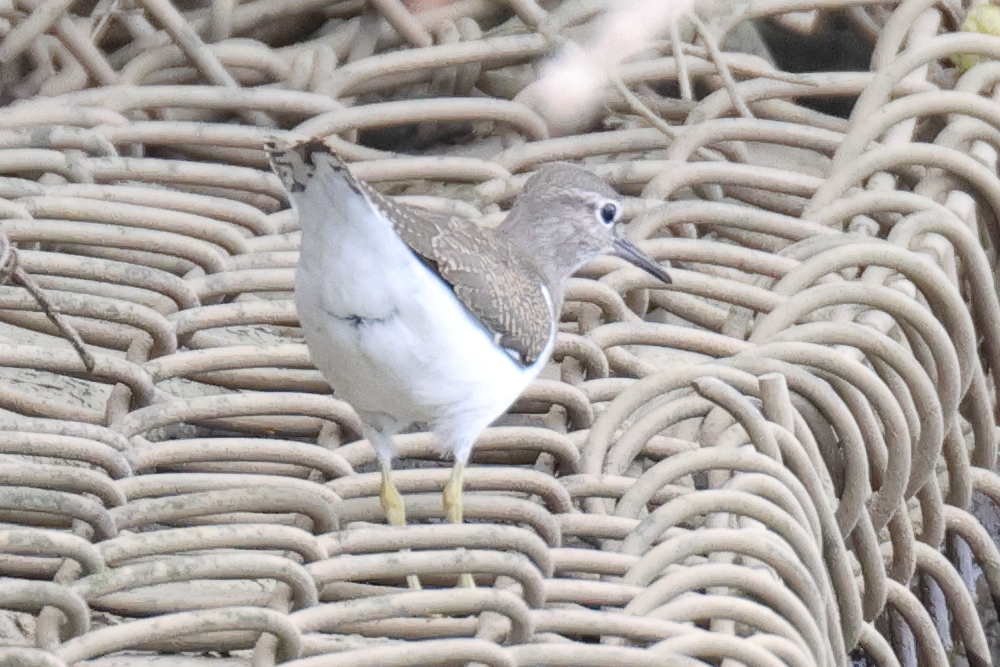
left=1, top=0, right=1000, bottom=665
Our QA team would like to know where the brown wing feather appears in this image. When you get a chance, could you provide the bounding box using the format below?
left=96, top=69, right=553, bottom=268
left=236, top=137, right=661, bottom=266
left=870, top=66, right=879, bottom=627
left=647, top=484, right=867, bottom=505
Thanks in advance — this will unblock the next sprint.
left=347, top=170, right=554, bottom=366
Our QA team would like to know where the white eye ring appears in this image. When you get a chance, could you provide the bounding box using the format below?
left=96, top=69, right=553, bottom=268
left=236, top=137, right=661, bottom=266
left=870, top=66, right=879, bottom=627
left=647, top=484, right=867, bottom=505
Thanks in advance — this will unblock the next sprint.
left=596, top=199, right=620, bottom=226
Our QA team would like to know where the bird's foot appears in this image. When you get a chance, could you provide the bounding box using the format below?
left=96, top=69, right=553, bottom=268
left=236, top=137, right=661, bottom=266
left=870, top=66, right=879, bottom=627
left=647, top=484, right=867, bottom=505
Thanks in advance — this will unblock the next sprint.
left=442, top=462, right=465, bottom=524
left=443, top=463, right=475, bottom=589
left=380, top=467, right=422, bottom=590
left=380, top=473, right=408, bottom=527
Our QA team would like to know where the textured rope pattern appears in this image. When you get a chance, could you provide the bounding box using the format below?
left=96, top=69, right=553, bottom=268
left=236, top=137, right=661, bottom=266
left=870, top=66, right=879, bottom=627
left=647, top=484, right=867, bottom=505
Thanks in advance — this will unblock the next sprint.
left=1, top=1, right=999, bottom=666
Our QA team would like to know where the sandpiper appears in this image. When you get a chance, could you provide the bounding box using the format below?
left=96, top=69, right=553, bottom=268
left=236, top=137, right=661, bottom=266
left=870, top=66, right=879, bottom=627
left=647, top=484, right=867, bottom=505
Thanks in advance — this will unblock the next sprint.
left=267, top=138, right=671, bottom=587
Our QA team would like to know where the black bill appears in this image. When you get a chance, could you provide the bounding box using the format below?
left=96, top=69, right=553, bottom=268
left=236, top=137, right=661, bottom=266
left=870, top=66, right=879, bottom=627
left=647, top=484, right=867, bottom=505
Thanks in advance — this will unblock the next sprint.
left=613, top=237, right=672, bottom=285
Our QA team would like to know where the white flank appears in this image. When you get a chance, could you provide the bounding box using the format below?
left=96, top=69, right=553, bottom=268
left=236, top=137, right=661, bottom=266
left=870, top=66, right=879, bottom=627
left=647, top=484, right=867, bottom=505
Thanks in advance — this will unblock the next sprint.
left=292, top=157, right=553, bottom=465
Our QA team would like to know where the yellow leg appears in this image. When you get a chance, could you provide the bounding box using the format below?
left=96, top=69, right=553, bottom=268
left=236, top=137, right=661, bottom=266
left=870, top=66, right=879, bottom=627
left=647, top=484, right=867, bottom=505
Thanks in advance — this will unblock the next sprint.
left=379, top=465, right=407, bottom=526
left=380, top=465, right=421, bottom=590
left=443, top=462, right=475, bottom=588
left=442, top=461, right=464, bottom=524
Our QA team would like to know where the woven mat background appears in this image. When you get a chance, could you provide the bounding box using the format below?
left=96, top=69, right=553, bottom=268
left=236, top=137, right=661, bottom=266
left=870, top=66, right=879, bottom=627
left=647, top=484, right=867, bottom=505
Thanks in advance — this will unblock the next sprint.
left=2, top=0, right=1000, bottom=665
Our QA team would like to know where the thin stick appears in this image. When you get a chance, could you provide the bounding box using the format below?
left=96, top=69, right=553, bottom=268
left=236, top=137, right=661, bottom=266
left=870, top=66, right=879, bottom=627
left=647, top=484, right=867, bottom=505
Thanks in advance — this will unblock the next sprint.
left=669, top=19, right=693, bottom=101
left=610, top=72, right=679, bottom=141
left=689, top=13, right=754, bottom=119
left=0, top=234, right=96, bottom=372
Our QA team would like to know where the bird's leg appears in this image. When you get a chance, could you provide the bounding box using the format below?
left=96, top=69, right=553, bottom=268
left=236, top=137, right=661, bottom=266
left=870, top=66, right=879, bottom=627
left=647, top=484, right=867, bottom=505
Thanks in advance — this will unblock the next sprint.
left=379, top=464, right=421, bottom=590
left=443, top=462, right=475, bottom=588
left=443, top=461, right=464, bottom=524
left=379, top=464, right=406, bottom=526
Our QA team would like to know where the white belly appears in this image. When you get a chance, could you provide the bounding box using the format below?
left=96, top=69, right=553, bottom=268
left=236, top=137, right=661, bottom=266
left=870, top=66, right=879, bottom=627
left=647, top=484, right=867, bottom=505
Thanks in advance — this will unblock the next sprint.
left=294, top=183, right=552, bottom=458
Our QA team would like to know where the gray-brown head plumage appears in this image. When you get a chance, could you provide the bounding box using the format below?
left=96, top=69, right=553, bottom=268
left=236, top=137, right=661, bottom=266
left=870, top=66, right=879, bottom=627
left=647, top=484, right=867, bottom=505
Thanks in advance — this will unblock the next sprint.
left=498, top=163, right=671, bottom=309
left=269, top=140, right=670, bottom=367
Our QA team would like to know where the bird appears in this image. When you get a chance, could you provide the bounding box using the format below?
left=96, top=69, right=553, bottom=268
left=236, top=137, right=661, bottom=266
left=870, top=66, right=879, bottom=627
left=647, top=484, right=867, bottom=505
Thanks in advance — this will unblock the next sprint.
left=266, top=137, right=672, bottom=588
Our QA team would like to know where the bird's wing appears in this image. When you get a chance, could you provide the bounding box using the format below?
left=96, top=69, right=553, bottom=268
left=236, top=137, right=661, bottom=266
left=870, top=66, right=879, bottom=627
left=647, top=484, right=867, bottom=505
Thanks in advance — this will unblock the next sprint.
left=268, top=138, right=554, bottom=366
left=362, top=183, right=555, bottom=367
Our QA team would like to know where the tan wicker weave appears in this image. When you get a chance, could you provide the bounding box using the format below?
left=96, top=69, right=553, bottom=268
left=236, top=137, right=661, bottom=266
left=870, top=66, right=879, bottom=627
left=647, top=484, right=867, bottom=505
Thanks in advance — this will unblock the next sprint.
left=1, top=1, right=999, bottom=666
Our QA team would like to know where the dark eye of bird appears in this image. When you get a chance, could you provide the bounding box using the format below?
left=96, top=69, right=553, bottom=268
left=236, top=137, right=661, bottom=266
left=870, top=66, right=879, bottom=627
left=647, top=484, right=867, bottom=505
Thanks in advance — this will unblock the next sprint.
left=600, top=202, right=618, bottom=225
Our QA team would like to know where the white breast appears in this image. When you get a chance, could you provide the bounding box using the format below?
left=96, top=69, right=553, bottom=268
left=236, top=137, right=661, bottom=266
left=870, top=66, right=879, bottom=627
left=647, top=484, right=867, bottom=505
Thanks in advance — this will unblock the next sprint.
left=292, top=167, right=554, bottom=460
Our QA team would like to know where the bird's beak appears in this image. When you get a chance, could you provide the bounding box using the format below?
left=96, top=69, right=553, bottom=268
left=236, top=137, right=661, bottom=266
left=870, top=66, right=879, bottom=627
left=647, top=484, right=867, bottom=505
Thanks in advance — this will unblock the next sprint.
left=612, top=237, right=672, bottom=285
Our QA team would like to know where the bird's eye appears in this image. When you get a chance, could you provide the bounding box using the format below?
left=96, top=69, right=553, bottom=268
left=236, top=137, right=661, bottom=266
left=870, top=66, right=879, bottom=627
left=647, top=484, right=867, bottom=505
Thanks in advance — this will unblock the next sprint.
left=598, top=201, right=619, bottom=226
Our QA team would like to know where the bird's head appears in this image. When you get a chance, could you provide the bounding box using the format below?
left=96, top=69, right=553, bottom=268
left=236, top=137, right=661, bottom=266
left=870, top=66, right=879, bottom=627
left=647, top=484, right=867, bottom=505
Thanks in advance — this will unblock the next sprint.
left=501, top=163, right=672, bottom=287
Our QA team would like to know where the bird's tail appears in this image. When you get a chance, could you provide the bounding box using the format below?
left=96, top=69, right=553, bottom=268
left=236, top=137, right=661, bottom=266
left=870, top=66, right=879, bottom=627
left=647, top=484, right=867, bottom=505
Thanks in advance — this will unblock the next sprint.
left=265, top=136, right=352, bottom=196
